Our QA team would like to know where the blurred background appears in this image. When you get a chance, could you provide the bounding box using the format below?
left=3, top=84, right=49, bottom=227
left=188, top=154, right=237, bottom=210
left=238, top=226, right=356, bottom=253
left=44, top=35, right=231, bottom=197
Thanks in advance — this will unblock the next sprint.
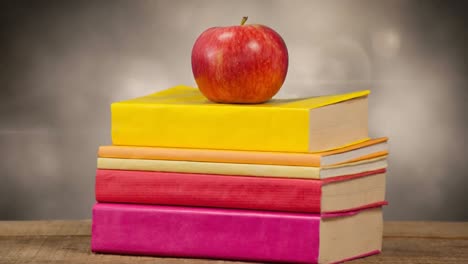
left=0, top=0, right=467, bottom=220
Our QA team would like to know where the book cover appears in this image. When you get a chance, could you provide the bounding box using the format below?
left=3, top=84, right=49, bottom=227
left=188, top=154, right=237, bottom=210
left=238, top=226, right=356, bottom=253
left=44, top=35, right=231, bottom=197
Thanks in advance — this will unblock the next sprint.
left=98, top=137, right=388, bottom=167
left=111, top=85, right=369, bottom=152
left=91, top=203, right=383, bottom=263
left=96, top=155, right=387, bottom=180
left=96, top=168, right=387, bottom=213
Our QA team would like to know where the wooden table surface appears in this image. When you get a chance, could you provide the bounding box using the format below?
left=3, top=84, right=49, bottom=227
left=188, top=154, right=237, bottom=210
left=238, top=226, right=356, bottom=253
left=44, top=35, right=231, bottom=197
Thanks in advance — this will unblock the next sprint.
left=0, top=221, right=467, bottom=263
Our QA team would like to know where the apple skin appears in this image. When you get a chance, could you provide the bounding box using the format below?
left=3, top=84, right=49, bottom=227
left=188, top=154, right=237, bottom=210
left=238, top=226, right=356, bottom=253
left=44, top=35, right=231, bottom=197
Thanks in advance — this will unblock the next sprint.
left=191, top=23, right=288, bottom=103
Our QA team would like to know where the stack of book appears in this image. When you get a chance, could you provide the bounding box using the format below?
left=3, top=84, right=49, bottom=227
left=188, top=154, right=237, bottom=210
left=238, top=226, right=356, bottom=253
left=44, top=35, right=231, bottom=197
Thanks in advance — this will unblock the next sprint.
left=92, top=85, right=389, bottom=263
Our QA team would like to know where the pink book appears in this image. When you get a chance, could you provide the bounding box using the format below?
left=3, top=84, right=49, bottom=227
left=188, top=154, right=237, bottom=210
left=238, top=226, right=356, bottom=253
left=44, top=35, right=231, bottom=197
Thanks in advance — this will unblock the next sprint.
left=91, top=203, right=383, bottom=263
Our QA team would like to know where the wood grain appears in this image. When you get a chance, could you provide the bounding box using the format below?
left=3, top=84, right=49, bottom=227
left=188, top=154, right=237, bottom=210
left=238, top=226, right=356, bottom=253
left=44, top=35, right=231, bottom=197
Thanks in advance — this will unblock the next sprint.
left=0, top=221, right=467, bottom=264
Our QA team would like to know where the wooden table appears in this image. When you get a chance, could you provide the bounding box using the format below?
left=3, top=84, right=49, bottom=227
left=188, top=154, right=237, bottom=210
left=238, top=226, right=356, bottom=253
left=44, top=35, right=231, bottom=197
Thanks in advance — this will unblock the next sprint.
left=0, top=221, right=467, bottom=263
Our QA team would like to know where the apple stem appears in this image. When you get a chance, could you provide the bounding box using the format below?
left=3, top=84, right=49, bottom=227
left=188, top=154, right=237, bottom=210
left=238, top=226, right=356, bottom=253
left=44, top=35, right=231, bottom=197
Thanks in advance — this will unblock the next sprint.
left=240, top=16, right=248, bottom=26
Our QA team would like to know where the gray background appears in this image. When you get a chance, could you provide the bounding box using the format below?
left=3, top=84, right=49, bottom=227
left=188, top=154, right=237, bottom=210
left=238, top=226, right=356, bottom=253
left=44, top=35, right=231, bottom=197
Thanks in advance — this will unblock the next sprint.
left=1, top=0, right=467, bottom=220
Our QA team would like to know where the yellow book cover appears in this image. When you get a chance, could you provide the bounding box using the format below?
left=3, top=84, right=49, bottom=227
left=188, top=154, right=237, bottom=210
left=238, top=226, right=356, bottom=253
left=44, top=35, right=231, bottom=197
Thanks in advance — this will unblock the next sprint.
left=97, top=156, right=387, bottom=180
left=111, top=85, right=370, bottom=152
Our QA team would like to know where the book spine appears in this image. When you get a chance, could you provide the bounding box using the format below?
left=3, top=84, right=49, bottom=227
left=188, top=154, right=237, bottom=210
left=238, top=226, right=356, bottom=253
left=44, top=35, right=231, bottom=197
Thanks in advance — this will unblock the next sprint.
left=98, top=145, right=323, bottom=167
left=91, top=203, right=320, bottom=263
left=96, top=158, right=321, bottom=179
left=95, top=169, right=323, bottom=213
left=111, top=103, right=311, bottom=152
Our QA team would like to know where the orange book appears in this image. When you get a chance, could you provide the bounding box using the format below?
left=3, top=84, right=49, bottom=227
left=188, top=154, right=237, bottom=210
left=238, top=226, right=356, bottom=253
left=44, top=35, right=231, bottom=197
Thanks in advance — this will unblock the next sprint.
left=99, top=137, right=388, bottom=167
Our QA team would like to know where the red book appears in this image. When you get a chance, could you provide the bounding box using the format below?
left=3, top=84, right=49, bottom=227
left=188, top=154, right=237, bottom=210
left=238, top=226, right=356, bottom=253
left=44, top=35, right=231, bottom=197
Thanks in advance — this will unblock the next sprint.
left=96, top=168, right=386, bottom=213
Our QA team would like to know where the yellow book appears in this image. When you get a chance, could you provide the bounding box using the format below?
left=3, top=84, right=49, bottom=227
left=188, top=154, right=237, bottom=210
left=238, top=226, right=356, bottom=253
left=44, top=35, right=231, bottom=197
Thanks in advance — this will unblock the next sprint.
left=111, top=85, right=370, bottom=152
left=97, top=156, right=387, bottom=180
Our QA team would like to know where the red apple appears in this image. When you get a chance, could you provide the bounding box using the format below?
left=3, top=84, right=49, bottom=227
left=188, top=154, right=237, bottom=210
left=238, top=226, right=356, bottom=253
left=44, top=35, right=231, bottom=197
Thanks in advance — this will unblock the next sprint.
left=191, top=17, right=288, bottom=103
